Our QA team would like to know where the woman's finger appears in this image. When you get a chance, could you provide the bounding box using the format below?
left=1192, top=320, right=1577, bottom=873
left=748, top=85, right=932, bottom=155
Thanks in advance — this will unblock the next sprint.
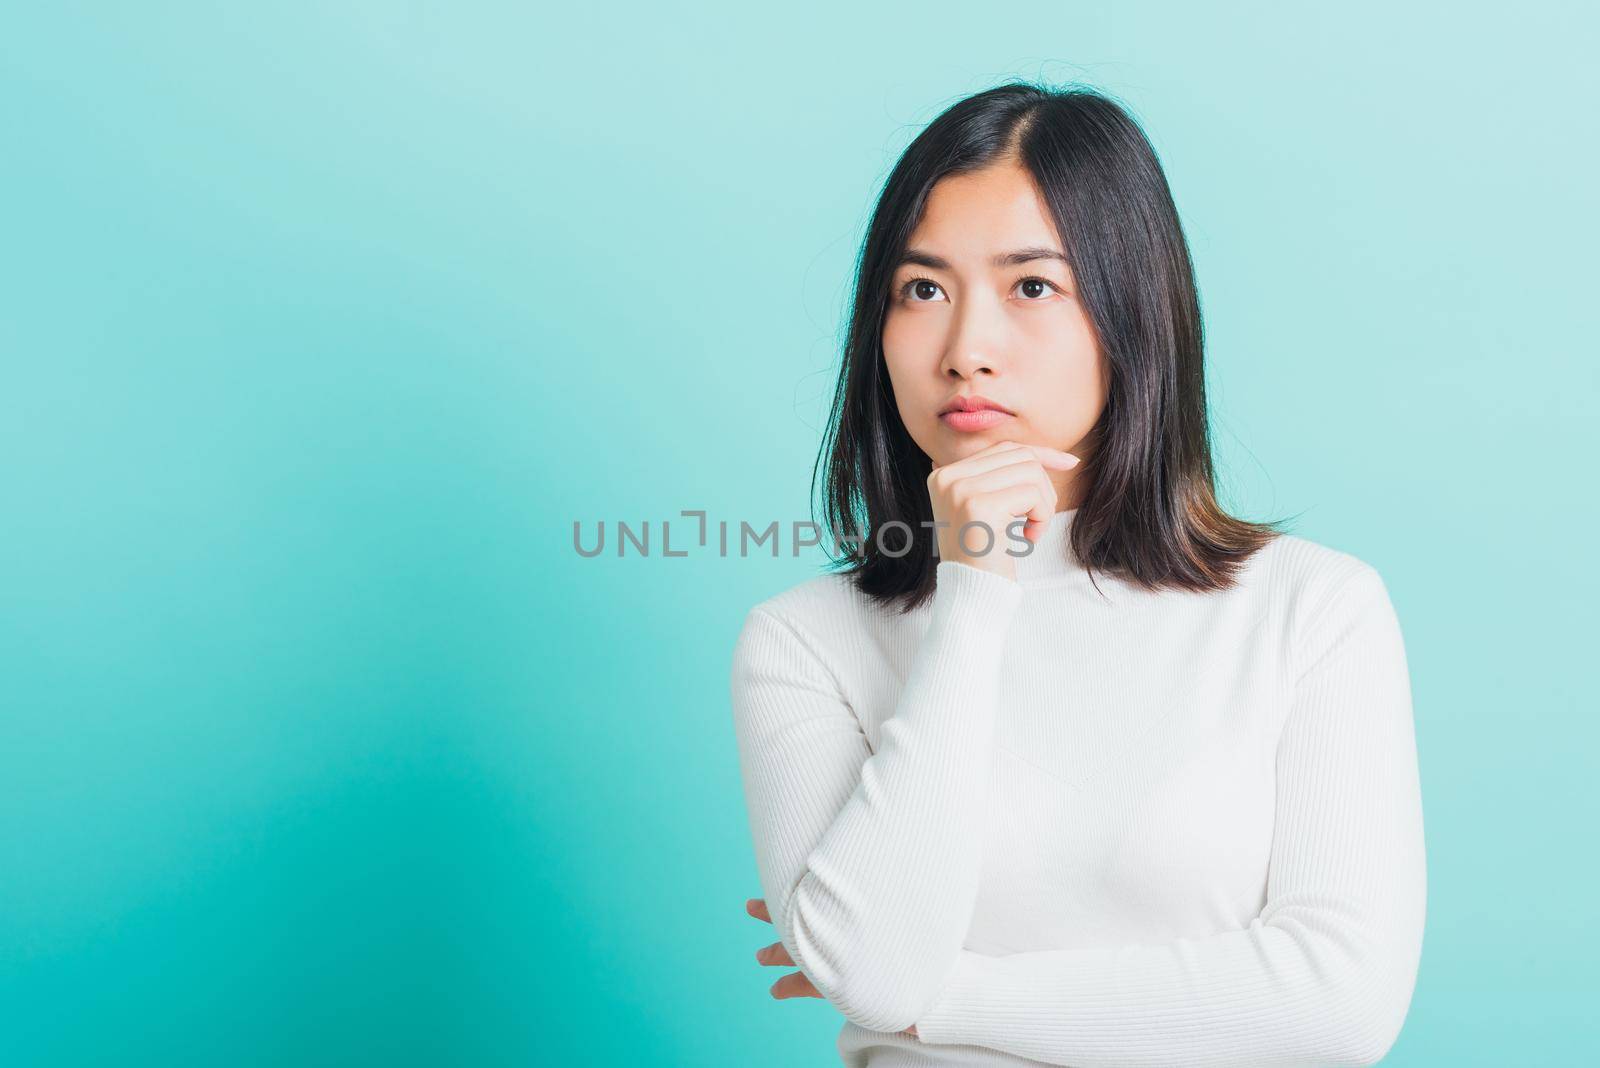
left=755, top=940, right=794, bottom=966
left=946, top=456, right=1052, bottom=498
left=745, top=897, right=771, bottom=923
left=932, top=441, right=1079, bottom=475
left=1025, top=445, right=1080, bottom=470
left=770, top=970, right=824, bottom=1000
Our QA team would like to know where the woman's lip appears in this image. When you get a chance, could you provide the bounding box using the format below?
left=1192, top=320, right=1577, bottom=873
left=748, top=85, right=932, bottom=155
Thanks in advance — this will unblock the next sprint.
left=940, top=409, right=1013, bottom=431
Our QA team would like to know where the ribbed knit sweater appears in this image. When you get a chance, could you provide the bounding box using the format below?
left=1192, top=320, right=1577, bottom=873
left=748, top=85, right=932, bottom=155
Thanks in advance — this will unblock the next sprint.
left=729, top=507, right=1426, bottom=1067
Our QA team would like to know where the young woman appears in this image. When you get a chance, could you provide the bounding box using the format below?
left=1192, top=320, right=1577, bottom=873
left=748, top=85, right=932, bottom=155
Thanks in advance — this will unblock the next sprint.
left=730, top=82, right=1425, bottom=1067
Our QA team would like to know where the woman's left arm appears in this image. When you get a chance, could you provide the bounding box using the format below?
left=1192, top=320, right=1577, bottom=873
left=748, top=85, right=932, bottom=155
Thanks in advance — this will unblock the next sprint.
left=912, top=562, right=1427, bottom=1068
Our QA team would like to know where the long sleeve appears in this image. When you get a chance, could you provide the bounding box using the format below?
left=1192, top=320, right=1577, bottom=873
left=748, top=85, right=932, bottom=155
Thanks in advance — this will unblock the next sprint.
left=730, top=561, right=1024, bottom=1033
left=913, top=562, right=1427, bottom=1067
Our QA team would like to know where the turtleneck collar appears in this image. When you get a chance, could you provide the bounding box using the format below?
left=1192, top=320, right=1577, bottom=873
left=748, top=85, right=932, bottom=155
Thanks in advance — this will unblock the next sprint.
left=1009, top=507, right=1087, bottom=585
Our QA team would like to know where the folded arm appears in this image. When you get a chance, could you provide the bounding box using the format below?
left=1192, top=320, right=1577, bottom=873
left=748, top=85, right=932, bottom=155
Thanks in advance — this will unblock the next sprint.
left=730, top=562, right=1024, bottom=1033
left=912, top=563, right=1428, bottom=1067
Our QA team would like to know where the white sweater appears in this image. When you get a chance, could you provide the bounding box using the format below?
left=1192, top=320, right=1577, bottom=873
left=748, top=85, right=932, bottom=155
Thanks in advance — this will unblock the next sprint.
left=729, top=507, right=1425, bottom=1067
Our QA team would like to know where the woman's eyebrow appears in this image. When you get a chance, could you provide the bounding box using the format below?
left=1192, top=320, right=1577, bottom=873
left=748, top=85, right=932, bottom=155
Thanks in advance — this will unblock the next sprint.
left=899, top=246, right=1070, bottom=270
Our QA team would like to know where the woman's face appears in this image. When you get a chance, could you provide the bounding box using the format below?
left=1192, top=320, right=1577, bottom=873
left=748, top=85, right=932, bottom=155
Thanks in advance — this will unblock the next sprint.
left=881, top=158, right=1107, bottom=508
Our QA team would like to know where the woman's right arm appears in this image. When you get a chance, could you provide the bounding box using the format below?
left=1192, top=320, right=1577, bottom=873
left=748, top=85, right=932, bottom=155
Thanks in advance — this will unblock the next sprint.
left=729, top=560, right=1022, bottom=1034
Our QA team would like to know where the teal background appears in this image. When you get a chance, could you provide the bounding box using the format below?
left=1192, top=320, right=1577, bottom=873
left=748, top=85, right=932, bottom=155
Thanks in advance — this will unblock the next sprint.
left=2, top=3, right=1594, bottom=1065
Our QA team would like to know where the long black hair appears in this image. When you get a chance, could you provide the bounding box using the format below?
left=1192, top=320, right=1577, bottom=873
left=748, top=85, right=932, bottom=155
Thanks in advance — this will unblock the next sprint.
left=813, top=81, right=1291, bottom=614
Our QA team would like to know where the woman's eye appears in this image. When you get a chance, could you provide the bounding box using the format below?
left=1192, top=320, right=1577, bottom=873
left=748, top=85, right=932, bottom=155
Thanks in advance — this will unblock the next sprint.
left=901, top=277, right=944, bottom=302
left=1016, top=277, right=1061, bottom=300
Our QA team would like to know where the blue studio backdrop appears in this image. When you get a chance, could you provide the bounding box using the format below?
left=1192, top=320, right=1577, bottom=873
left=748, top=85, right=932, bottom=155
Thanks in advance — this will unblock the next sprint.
left=1, top=3, right=1595, bottom=1065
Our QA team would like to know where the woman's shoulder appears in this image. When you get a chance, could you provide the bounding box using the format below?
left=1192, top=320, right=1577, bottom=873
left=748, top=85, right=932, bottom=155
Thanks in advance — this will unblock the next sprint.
left=1255, top=530, right=1399, bottom=651
left=729, top=570, right=877, bottom=700
left=1261, top=529, right=1389, bottom=597
left=1258, top=528, right=1378, bottom=579
left=739, top=569, right=874, bottom=639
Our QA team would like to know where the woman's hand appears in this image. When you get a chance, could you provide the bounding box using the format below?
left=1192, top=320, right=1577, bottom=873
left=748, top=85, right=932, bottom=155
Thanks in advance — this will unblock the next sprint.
left=745, top=897, right=920, bottom=1040
left=745, top=897, right=822, bottom=1001
left=927, top=441, right=1079, bottom=583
